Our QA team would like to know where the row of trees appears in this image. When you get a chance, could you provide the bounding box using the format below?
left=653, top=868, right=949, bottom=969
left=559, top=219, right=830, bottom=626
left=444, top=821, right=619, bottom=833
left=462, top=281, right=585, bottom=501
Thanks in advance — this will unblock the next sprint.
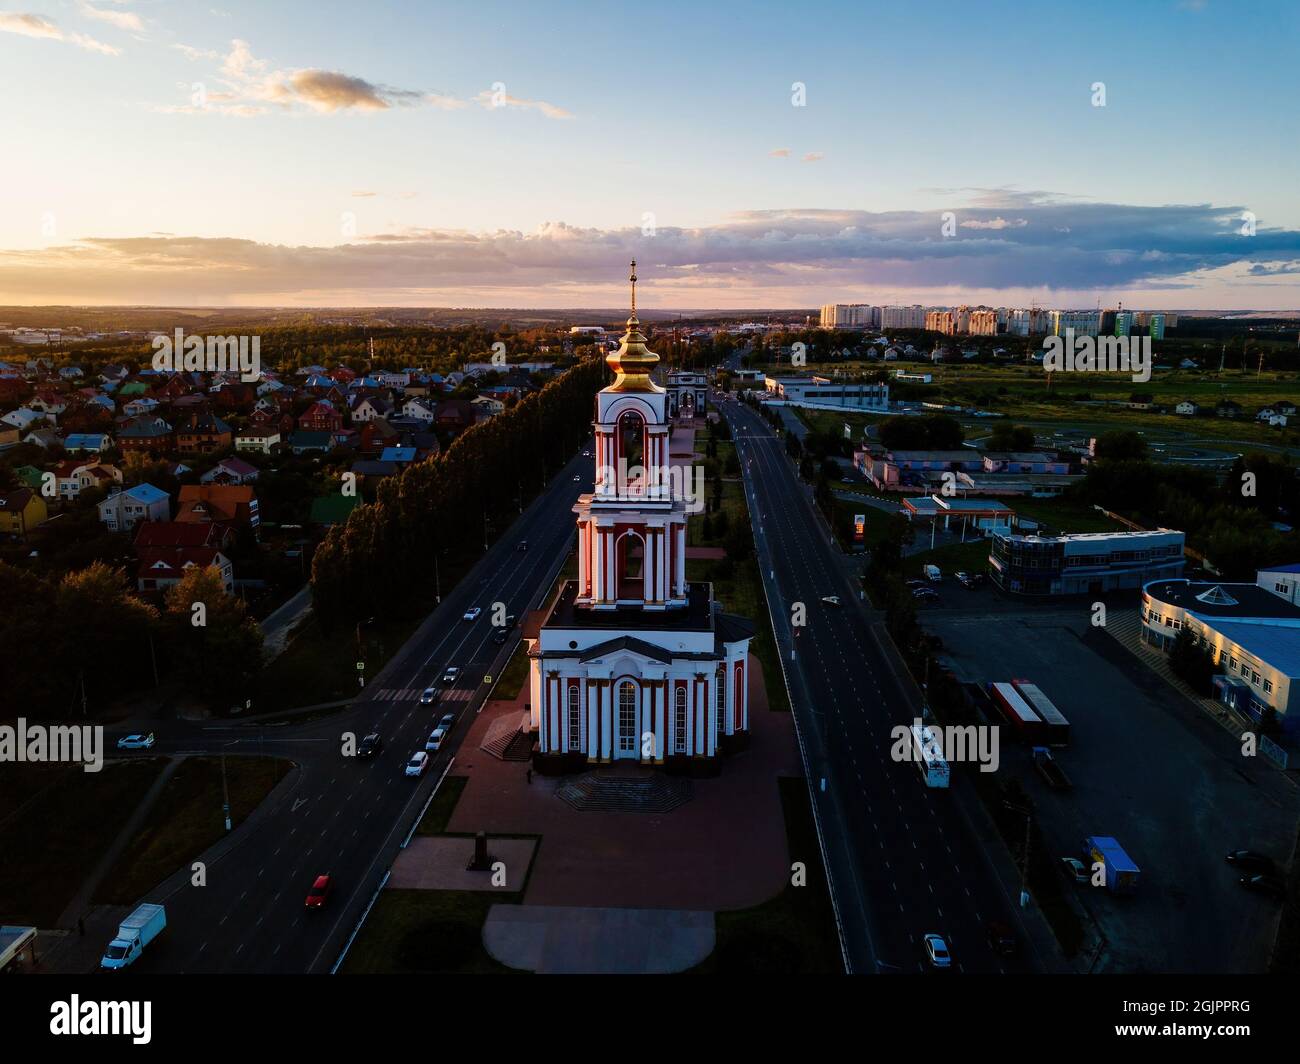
left=0, top=562, right=262, bottom=719
left=309, top=355, right=609, bottom=628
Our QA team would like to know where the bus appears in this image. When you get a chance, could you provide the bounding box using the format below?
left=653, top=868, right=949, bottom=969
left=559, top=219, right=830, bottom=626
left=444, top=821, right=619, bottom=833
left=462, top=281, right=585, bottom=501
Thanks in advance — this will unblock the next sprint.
left=911, top=724, right=950, bottom=788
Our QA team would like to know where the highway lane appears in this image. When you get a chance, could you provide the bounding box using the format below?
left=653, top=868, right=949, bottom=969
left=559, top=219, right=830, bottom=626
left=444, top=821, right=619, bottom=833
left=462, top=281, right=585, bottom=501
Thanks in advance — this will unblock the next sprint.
left=724, top=398, right=1032, bottom=974
left=127, top=445, right=589, bottom=974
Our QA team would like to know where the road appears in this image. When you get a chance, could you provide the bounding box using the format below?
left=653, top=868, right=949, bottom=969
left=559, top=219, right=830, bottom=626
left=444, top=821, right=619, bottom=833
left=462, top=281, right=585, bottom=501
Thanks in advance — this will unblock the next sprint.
left=117, top=446, right=590, bottom=974
left=723, top=396, right=1037, bottom=974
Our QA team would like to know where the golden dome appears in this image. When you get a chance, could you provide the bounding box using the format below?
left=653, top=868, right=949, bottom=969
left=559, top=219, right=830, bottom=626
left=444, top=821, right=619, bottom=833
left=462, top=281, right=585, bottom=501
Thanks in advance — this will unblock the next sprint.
left=605, top=260, right=663, bottom=393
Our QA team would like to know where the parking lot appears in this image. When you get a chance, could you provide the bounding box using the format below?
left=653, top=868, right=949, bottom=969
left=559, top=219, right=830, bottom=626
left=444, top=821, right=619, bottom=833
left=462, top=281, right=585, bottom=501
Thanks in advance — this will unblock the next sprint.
left=918, top=581, right=1299, bottom=973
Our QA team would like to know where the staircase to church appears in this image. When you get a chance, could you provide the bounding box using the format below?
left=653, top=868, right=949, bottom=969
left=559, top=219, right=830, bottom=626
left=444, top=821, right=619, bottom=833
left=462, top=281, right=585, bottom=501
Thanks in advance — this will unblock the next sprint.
left=480, top=710, right=532, bottom=761
left=556, top=771, right=693, bottom=813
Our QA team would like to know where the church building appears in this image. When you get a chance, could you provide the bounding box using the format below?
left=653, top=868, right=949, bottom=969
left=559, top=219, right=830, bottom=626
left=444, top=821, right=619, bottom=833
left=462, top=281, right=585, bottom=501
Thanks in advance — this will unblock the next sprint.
left=527, top=264, right=754, bottom=774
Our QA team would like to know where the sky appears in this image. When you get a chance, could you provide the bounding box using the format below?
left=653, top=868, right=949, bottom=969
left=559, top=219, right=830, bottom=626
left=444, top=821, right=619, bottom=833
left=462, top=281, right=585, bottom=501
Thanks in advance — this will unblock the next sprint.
left=1, top=0, right=1298, bottom=309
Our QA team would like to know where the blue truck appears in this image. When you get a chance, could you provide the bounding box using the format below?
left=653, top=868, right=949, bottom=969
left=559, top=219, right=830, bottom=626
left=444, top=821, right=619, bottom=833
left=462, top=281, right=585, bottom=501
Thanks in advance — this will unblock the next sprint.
left=1084, top=836, right=1140, bottom=894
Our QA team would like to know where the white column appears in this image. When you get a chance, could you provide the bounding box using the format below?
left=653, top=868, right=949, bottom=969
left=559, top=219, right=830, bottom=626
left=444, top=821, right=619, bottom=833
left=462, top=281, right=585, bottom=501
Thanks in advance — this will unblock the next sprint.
left=577, top=522, right=588, bottom=597
left=654, top=682, right=664, bottom=761
left=641, top=532, right=652, bottom=602
left=601, top=682, right=613, bottom=761
left=587, top=681, right=598, bottom=759
left=675, top=524, right=686, bottom=595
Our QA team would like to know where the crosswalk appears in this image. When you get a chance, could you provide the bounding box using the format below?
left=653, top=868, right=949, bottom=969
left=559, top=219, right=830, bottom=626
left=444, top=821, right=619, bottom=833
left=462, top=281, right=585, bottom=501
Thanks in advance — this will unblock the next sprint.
left=367, top=686, right=473, bottom=703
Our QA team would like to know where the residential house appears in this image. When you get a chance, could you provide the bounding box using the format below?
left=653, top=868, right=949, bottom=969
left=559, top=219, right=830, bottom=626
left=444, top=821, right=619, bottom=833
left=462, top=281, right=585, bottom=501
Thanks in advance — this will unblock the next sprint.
left=433, top=399, right=478, bottom=433
left=122, top=396, right=160, bottom=417
left=53, top=459, right=122, bottom=500
left=357, top=419, right=400, bottom=456
left=1, top=408, right=43, bottom=432
left=201, top=457, right=260, bottom=485
left=1216, top=400, right=1243, bottom=419
left=401, top=398, right=436, bottom=424
left=1175, top=400, right=1200, bottom=416
left=235, top=429, right=281, bottom=455
left=136, top=545, right=234, bottom=594
left=176, top=483, right=259, bottom=538
left=0, top=488, right=48, bottom=539
left=63, top=432, right=112, bottom=454
left=470, top=395, right=504, bottom=417
left=98, top=483, right=171, bottom=532
left=117, top=415, right=174, bottom=454
left=298, top=400, right=344, bottom=433
left=289, top=430, right=334, bottom=455
left=175, top=412, right=233, bottom=455
left=23, top=428, right=62, bottom=449
left=351, top=396, right=394, bottom=423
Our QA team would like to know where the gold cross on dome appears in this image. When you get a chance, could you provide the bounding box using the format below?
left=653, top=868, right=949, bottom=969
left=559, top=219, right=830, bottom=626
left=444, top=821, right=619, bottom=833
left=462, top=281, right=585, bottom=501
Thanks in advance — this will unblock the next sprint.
left=629, top=259, right=637, bottom=315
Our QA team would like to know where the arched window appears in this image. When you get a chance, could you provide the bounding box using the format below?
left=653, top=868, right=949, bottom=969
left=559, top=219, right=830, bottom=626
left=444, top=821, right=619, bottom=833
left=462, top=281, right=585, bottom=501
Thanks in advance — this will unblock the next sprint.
left=618, top=682, right=637, bottom=753
left=674, top=686, right=688, bottom=754
left=716, top=671, right=726, bottom=739
left=568, top=685, right=581, bottom=752
left=618, top=411, right=644, bottom=485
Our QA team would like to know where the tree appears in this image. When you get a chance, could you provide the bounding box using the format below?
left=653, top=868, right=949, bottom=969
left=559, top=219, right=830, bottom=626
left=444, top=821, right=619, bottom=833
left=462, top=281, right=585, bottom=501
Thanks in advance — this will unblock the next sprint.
left=1168, top=628, right=1215, bottom=696
left=1092, top=430, right=1148, bottom=462
left=988, top=424, right=1036, bottom=452
left=163, top=567, right=264, bottom=701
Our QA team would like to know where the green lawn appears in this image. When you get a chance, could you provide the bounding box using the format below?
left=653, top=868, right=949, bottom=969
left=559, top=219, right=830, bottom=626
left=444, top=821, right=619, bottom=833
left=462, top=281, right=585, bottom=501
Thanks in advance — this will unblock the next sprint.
left=248, top=613, right=423, bottom=713
left=997, top=496, right=1123, bottom=534
left=339, top=888, right=524, bottom=974
left=492, top=644, right=530, bottom=701
left=0, top=758, right=167, bottom=927
left=416, top=774, right=469, bottom=836
left=95, top=756, right=292, bottom=906
left=696, top=777, right=843, bottom=974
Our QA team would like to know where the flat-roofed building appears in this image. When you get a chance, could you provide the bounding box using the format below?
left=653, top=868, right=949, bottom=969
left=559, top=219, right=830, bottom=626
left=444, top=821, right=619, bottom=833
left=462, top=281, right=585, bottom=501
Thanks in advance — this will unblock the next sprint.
left=990, top=529, right=1184, bottom=595
left=1141, top=572, right=1300, bottom=734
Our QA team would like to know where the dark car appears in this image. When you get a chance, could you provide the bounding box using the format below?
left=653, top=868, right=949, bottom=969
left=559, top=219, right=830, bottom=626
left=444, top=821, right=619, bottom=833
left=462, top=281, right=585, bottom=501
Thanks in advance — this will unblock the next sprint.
left=493, top=628, right=509, bottom=645
left=1226, top=850, right=1276, bottom=874
left=517, top=540, right=528, bottom=551
left=1240, top=873, right=1286, bottom=899
left=357, top=732, right=382, bottom=759
left=986, top=921, right=1018, bottom=957
left=438, top=712, right=457, bottom=731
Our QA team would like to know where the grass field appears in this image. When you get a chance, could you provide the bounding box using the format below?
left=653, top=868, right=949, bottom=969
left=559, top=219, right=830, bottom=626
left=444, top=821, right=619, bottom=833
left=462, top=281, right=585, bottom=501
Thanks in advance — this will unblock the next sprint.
left=416, top=774, right=470, bottom=836
left=95, top=756, right=292, bottom=905
left=0, top=758, right=166, bottom=926
left=339, top=888, right=524, bottom=974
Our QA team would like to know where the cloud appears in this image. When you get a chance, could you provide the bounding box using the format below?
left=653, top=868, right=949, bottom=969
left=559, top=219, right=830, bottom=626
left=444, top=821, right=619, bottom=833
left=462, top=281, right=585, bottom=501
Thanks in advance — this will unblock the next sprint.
left=352, top=191, right=378, bottom=198
left=164, top=39, right=466, bottom=115
left=0, top=11, right=119, bottom=54
left=474, top=89, right=573, bottom=119
left=78, top=2, right=144, bottom=32
left=961, top=216, right=1028, bottom=230
left=769, top=148, right=791, bottom=158
left=4, top=194, right=1299, bottom=307
left=802, top=152, right=825, bottom=163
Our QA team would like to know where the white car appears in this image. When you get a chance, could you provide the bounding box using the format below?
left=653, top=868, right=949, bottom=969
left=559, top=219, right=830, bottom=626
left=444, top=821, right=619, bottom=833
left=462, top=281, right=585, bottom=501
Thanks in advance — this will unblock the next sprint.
left=820, top=595, right=841, bottom=607
left=573, top=474, right=581, bottom=482
left=462, top=607, right=482, bottom=622
left=924, top=933, right=952, bottom=969
left=116, top=733, right=155, bottom=750
left=419, top=686, right=440, bottom=705
left=424, top=727, right=448, bottom=752
left=442, top=666, right=460, bottom=685
left=404, top=751, right=430, bottom=778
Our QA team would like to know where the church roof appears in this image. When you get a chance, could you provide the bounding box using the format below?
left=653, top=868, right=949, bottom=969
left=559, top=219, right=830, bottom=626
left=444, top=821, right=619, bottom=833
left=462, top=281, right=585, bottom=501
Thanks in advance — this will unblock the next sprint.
left=578, top=636, right=675, bottom=664
left=714, top=611, right=756, bottom=647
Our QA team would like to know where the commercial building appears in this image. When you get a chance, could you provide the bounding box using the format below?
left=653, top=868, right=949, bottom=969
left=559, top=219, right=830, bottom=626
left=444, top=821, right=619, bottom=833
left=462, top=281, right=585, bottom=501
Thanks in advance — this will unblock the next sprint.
left=989, top=529, right=1185, bottom=596
left=901, top=495, right=1016, bottom=537
left=1141, top=568, right=1300, bottom=733
left=764, top=375, right=889, bottom=411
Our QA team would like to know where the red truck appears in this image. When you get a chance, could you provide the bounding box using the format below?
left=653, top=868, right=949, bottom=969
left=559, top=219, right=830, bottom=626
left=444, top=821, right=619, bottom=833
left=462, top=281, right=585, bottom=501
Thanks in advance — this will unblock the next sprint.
left=988, top=682, right=1045, bottom=743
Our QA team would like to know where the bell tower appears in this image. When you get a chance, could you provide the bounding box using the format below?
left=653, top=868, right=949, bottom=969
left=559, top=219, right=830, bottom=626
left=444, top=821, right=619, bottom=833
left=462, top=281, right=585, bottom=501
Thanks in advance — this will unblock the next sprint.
left=577, top=261, right=688, bottom=611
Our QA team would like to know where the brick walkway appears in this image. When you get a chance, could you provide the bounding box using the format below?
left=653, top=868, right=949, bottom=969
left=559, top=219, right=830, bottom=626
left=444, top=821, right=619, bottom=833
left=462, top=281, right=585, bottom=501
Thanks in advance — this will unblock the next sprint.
left=444, top=654, right=800, bottom=911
